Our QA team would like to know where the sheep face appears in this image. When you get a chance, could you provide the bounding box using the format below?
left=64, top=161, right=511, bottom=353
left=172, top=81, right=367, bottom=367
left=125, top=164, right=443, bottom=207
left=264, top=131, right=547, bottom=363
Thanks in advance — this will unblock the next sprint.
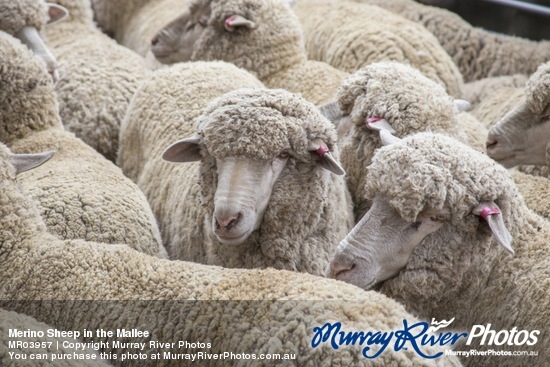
left=151, top=6, right=209, bottom=64
left=487, top=103, right=550, bottom=168
left=329, top=196, right=449, bottom=290
left=210, top=155, right=289, bottom=245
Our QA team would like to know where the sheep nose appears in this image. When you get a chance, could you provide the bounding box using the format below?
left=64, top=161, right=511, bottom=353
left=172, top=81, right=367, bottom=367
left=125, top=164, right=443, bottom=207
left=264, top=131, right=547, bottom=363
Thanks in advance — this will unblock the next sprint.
left=151, top=35, right=159, bottom=46
left=486, top=139, right=498, bottom=149
left=329, top=261, right=355, bottom=279
left=215, top=212, right=242, bottom=232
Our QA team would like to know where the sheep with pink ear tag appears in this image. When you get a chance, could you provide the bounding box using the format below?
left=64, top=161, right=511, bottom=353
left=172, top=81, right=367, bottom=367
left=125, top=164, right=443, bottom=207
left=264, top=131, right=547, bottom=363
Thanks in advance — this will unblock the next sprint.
left=329, top=131, right=550, bottom=367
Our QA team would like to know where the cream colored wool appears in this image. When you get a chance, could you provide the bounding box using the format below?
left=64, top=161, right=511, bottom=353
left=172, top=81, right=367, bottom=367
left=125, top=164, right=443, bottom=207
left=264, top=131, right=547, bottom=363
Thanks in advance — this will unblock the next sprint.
left=365, top=132, right=549, bottom=367
left=45, top=0, right=151, bottom=161
left=118, top=61, right=264, bottom=263
left=469, top=87, right=524, bottom=129
left=119, top=64, right=354, bottom=274
left=293, top=0, right=463, bottom=98
left=334, top=62, right=485, bottom=219
left=0, top=31, right=164, bottom=257
left=0, top=142, right=462, bottom=367
left=462, top=74, right=528, bottom=109
left=511, top=171, right=550, bottom=220
left=0, top=0, right=47, bottom=35
left=156, top=0, right=349, bottom=105
left=0, top=309, right=112, bottom=367
left=354, top=0, right=550, bottom=82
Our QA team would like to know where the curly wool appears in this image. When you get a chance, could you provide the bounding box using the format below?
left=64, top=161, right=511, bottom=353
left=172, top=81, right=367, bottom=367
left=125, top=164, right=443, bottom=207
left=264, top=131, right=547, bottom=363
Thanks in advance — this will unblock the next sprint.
left=525, top=61, right=550, bottom=116
left=186, top=0, right=348, bottom=104
left=0, top=31, right=163, bottom=257
left=0, top=309, right=111, bottom=367
left=355, top=0, right=550, bottom=83
left=365, top=133, right=516, bottom=225
left=0, top=0, right=48, bottom=35
left=366, top=133, right=550, bottom=367
left=0, top=143, right=461, bottom=367
left=293, top=0, right=463, bottom=98
left=335, top=62, right=484, bottom=219
left=118, top=61, right=265, bottom=264
left=45, top=0, right=151, bottom=161
left=194, top=89, right=353, bottom=274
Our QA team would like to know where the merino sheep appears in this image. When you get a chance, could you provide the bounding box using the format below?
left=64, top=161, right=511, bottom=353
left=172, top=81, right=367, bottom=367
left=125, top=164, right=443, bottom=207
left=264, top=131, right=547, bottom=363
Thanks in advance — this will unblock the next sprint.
left=0, top=309, right=111, bottom=367
left=149, top=0, right=349, bottom=105
left=44, top=0, right=152, bottom=161
left=163, top=88, right=354, bottom=274
left=0, top=30, right=165, bottom=258
left=0, top=143, right=463, bottom=367
left=486, top=61, right=550, bottom=178
left=354, top=0, right=550, bottom=82
left=320, top=61, right=486, bottom=220
left=292, top=0, right=464, bottom=98
left=119, top=62, right=353, bottom=274
left=0, top=0, right=65, bottom=81
left=511, top=171, right=550, bottom=219
left=329, top=132, right=549, bottom=367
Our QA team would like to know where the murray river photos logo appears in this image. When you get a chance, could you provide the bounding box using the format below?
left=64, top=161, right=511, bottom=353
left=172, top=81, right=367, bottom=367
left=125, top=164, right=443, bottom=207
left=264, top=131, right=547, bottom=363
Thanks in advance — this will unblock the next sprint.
left=310, top=318, right=540, bottom=359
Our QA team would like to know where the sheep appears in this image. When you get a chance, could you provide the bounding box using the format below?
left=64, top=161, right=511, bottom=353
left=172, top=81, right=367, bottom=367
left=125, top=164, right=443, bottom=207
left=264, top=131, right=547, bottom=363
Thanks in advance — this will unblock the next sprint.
left=329, top=132, right=549, bottom=367
left=44, top=0, right=152, bottom=161
left=319, top=61, right=486, bottom=220
left=164, top=87, right=354, bottom=274
left=462, top=74, right=528, bottom=110
left=149, top=0, right=349, bottom=105
left=0, top=309, right=112, bottom=367
left=291, top=0, right=464, bottom=98
left=0, top=143, right=463, bottom=367
left=486, top=61, right=550, bottom=178
left=119, top=61, right=354, bottom=274
left=353, top=0, right=550, bottom=82
left=0, top=30, right=165, bottom=258
left=511, top=171, right=550, bottom=219
left=0, top=0, right=66, bottom=81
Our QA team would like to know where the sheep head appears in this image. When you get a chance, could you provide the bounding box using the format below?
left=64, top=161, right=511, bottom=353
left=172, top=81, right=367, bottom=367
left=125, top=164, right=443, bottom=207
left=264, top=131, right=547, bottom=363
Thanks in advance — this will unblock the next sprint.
left=163, top=88, right=343, bottom=246
left=328, top=132, right=516, bottom=291
left=487, top=103, right=550, bottom=168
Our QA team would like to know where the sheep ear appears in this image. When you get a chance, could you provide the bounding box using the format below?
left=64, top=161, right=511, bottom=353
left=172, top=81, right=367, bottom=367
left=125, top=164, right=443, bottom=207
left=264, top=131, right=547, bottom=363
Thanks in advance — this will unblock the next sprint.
left=317, top=101, right=343, bottom=123
left=473, top=202, right=514, bottom=254
left=365, top=117, right=396, bottom=134
left=454, top=99, right=471, bottom=113
left=162, top=136, right=202, bottom=162
left=46, top=3, right=68, bottom=24
left=224, top=15, right=257, bottom=32
left=9, top=151, right=55, bottom=175
left=309, top=138, right=345, bottom=175
left=380, top=130, right=401, bottom=146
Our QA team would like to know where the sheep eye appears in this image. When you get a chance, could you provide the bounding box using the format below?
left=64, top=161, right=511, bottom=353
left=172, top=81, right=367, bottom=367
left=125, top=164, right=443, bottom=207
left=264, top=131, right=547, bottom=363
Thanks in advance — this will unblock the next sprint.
left=410, top=221, right=422, bottom=230
left=430, top=215, right=447, bottom=222
left=277, top=153, right=289, bottom=159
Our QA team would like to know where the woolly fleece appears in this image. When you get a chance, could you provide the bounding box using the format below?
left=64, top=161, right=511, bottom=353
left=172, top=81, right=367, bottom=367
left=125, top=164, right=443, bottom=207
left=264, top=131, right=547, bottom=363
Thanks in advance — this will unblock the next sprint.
left=0, top=309, right=112, bottom=367
left=355, top=0, right=550, bottom=82
left=45, top=0, right=152, bottom=161
left=170, top=0, right=349, bottom=105
left=365, top=132, right=549, bottom=367
left=118, top=61, right=263, bottom=263
left=0, top=0, right=48, bottom=35
left=193, top=88, right=354, bottom=273
left=293, top=0, right=463, bottom=98
left=511, top=171, right=550, bottom=220
left=0, top=31, right=164, bottom=257
left=334, top=62, right=484, bottom=219
left=0, top=142, right=461, bottom=367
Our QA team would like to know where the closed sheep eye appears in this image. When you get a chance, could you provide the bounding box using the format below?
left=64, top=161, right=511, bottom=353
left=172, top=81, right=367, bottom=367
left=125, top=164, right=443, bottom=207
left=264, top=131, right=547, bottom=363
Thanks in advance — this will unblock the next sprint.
left=430, top=215, right=448, bottom=222
left=410, top=221, right=422, bottom=230
left=277, top=153, right=290, bottom=159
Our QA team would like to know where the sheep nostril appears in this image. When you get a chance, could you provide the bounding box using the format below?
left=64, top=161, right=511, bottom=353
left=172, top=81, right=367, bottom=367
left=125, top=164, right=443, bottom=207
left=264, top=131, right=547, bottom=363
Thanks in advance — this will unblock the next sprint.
left=330, top=262, right=355, bottom=279
left=151, top=36, right=159, bottom=46
left=215, top=212, right=242, bottom=232
left=486, top=140, right=498, bottom=149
